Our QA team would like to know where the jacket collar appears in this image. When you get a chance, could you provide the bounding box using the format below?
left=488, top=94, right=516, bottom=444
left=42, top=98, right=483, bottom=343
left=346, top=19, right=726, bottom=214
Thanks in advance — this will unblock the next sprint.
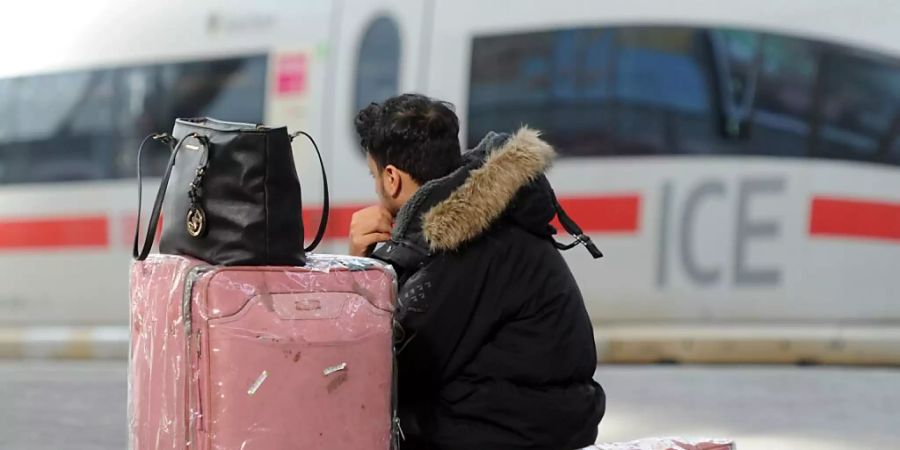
left=389, top=127, right=556, bottom=254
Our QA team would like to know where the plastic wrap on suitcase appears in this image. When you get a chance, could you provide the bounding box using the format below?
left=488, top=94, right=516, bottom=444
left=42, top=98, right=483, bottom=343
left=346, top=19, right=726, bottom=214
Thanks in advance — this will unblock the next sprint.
left=590, top=437, right=735, bottom=450
left=129, top=254, right=397, bottom=450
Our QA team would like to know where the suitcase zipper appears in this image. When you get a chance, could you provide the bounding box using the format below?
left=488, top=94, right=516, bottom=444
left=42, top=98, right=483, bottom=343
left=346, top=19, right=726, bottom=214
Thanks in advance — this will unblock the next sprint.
left=183, top=265, right=213, bottom=448
left=391, top=345, right=403, bottom=450
left=183, top=265, right=212, bottom=336
left=393, top=416, right=404, bottom=449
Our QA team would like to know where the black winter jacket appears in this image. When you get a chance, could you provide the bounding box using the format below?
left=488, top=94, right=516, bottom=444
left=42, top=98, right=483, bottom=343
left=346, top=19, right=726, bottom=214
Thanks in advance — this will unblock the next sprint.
left=372, top=128, right=605, bottom=450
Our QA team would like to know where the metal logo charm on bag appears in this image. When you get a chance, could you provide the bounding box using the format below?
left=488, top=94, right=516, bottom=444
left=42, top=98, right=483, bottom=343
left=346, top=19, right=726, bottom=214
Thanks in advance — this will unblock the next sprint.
left=186, top=138, right=209, bottom=238
left=186, top=206, right=206, bottom=237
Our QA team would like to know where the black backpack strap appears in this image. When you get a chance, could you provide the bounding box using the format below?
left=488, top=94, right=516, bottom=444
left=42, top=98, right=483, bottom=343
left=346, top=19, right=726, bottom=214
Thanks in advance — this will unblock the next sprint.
left=290, top=131, right=328, bottom=252
left=551, top=193, right=603, bottom=259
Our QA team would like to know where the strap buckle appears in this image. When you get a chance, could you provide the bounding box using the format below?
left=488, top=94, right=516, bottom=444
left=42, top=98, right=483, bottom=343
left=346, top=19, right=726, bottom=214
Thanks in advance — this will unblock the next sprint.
left=151, top=133, right=175, bottom=146
left=574, top=233, right=603, bottom=259
left=554, top=232, right=603, bottom=259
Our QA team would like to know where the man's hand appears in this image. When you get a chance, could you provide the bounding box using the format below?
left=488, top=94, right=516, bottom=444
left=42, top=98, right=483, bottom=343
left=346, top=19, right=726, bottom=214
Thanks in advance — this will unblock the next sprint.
left=349, top=205, right=394, bottom=257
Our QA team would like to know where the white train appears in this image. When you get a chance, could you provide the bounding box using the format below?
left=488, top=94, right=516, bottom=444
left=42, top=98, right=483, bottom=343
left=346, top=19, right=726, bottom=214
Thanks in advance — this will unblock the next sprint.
left=1, top=0, right=899, bottom=363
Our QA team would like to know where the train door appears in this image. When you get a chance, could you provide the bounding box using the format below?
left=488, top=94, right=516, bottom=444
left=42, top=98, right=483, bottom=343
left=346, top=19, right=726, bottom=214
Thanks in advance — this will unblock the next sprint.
left=322, top=0, right=432, bottom=251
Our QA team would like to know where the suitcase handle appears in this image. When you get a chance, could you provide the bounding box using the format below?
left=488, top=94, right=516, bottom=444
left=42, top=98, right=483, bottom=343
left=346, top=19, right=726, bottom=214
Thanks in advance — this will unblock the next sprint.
left=269, top=292, right=350, bottom=320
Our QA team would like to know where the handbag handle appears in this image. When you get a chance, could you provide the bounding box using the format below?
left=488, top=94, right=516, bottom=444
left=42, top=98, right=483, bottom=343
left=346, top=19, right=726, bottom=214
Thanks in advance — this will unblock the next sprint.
left=133, top=132, right=204, bottom=261
left=290, top=131, right=329, bottom=252
left=134, top=130, right=327, bottom=260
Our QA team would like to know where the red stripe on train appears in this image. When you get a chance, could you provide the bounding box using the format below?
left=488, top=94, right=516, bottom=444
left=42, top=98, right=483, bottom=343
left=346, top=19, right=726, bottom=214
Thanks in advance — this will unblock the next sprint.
left=810, top=197, right=900, bottom=241
left=302, top=204, right=367, bottom=241
left=0, top=216, right=108, bottom=250
left=307, top=194, right=643, bottom=241
left=553, top=194, right=642, bottom=234
left=0, top=195, right=641, bottom=251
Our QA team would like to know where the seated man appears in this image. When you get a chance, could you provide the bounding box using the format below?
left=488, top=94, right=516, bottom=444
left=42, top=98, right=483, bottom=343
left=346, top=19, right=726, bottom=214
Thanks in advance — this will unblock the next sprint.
left=350, top=93, right=605, bottom=450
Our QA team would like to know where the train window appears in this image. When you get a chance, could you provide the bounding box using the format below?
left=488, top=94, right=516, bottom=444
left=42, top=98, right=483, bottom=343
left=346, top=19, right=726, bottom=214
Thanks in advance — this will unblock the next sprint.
left=468, top=28, right=617, bottom=154
left=354, top=16, right=401, bottom=113
left=749, top=35, right=819, bottom=157
left=716, top=30, right=761, bottom=109
left=890, top=140, right=900, bottom=165
left=469, top=26, right=900, bottom=167
left=817, top=50, right=900, bottom=163
left=468, top=26, right=717, bottom=156
left=611, top=28, right=716, bottom=155
left=711, top=29, right=762, bottom=142
left=0, top=55, right=266, bottom=184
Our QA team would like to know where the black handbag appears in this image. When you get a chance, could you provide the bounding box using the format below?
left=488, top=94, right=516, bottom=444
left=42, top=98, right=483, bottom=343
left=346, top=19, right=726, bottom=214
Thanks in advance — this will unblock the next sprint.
left=133, top=117, right=328, bottom=266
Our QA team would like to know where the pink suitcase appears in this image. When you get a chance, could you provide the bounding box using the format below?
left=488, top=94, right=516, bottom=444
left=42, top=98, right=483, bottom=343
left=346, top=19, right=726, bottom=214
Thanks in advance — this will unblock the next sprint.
left=129, top=254, right=398, bottom=450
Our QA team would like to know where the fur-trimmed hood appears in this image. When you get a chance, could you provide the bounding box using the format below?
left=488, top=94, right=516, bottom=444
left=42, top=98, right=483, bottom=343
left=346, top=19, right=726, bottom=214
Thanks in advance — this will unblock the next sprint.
left=388, top=127, right=557, bottom=254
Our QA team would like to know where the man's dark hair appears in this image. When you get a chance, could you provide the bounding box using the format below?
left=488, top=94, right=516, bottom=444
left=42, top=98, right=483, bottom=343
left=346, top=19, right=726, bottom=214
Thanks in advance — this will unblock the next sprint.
left=354, top=93, right=462, bottom=184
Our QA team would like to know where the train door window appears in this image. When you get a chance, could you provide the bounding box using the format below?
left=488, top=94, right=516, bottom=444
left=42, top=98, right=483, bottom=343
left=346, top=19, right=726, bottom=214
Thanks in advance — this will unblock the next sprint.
left=610, top=27, right=717, bottom=155
left=468, top=28, right=616, bottom=155
left=0, top=55, right=267, bottom=185
left=750, top=35, right=819, bottom=157
left=816, top=50, right=900, bottom=164
left=354, top=16, right=401, bottom=113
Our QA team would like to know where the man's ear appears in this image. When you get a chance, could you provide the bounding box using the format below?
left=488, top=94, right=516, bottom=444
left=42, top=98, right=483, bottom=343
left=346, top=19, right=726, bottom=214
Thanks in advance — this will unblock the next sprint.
left=382, top=164, right=402, bottom=198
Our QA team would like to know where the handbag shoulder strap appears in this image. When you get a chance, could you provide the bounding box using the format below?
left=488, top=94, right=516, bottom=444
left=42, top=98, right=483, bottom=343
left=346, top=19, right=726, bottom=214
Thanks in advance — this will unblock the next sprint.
left=133, top=132, right=205, bottom=261
left=290, top=131, right=329, bottom=252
